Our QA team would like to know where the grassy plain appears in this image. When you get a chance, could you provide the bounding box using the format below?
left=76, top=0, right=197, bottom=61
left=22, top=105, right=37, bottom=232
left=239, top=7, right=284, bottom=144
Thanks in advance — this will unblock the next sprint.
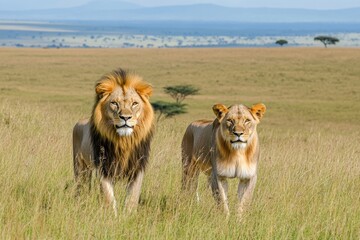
left=0, top=48, right=359, bottom=239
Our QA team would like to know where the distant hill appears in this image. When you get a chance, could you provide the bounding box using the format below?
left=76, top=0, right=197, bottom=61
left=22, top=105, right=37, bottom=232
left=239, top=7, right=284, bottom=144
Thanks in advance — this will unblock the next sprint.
left=0, top=2, right=359, bottom=22
left=78, top=0, right=141, bottom=10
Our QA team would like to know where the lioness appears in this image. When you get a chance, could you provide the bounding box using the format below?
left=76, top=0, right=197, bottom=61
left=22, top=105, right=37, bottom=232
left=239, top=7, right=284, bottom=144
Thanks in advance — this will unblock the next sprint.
left=181, top=103, right=266, bottom=216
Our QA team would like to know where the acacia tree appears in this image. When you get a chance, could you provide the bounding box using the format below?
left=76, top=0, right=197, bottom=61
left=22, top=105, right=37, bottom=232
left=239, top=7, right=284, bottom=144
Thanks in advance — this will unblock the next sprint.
left=152, top=84, right=199, bottom=121
left=314, top=36, right=339, bottom=48
left=275, top=39, right=288, bottom=47
left=151, top=101, right=187, bottom=122
left=163, top=85, right=199, bottom=103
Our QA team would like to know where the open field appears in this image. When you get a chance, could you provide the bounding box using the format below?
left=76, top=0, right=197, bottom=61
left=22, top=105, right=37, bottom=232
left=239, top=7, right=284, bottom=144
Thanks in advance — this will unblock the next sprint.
left=0, top=48, right=359, bottom=239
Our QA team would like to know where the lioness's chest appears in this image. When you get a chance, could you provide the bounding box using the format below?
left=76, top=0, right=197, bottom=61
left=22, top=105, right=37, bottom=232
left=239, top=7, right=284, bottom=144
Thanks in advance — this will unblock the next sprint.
left=216, top=155, right=257, bottom=179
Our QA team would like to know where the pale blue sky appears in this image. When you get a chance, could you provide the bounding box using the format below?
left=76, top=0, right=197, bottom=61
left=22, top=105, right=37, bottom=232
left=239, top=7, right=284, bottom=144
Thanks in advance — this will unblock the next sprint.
left=1, top=0, right=359, bottom=10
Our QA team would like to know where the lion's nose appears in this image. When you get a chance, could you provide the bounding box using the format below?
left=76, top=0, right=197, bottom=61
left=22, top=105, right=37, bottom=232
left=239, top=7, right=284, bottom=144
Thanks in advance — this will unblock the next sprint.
left=120, top=115, right=132, bottom=121
left=233, top=131, right=243, bottom=137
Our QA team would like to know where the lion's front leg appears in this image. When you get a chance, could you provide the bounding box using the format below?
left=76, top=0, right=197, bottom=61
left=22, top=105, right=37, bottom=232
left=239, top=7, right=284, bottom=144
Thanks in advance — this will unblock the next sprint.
left=124, top=170, right=144, bottom=214
left=100, top=176, right=117, bottom=216
left=237, top=175, right=257, bottom=217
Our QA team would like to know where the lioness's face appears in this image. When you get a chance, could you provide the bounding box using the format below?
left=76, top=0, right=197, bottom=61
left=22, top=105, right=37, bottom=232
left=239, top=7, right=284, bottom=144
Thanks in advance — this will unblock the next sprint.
left=213, top=103, right=266, bottom=150
left=221, top=105, right=258, bottom=149
left=106, top=87, right=144, bottom=136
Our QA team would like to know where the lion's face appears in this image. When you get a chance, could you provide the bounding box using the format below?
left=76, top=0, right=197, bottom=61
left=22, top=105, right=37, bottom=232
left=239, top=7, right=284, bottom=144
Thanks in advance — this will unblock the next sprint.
left=213, top=103, right=266, bottom=150
left=106, top=87, right=144, bottom=136
left=92, top=69, right=154, bottom=140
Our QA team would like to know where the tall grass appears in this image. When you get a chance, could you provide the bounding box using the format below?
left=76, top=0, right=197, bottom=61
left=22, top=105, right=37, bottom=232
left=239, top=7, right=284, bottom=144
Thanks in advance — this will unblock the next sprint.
left=0, top=48, right=359, bottom=239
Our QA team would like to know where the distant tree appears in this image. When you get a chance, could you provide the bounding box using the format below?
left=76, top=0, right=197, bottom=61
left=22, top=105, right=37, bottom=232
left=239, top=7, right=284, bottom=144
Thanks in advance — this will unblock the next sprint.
left=314, top=36, right=339, bottom=48
left=163, top=85, right=199, bottom=103
left=152, top=85, right=200, bottom=121
left=276, top=39, right=288, bottom=46
left=151, top=101, right=187, bottom=121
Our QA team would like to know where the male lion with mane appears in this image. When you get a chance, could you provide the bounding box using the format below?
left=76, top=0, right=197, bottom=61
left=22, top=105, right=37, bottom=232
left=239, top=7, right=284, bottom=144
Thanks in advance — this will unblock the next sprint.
left=181, top=103, right=266, bottom=217
left=73, top=68, right=154, bottom=216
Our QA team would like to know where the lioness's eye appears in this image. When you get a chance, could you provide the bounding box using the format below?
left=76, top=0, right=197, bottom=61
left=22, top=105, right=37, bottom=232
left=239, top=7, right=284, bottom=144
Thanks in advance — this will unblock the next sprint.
left=226, top=119, right=233, bottom=125
left=132, top=102, right=139, bottom=107
left=245, top=119, right=251, bottom=124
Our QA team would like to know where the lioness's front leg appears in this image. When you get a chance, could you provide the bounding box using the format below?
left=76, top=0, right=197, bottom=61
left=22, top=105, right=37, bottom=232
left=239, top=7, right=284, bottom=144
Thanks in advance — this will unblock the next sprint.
left=73, top=153, right=92, bottom=196
left=210, top=173, right=230, bottom=216
left=124, top=170, right=144, bottom=214
left=182, top=159, right=200, bottom=194
left=237, top=175, right=257, bottom=217
left=219, top=178, right=229, bottom=216
left=100, top=176, right=117, bottom=216
left=209, top=152, right=230, bottom=216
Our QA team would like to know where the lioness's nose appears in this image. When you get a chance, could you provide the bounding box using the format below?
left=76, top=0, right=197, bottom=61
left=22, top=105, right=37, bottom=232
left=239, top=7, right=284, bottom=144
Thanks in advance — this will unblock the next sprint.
left=233, top=131, right=243, bottom=137
left=120, top=115, right=132, bottom=121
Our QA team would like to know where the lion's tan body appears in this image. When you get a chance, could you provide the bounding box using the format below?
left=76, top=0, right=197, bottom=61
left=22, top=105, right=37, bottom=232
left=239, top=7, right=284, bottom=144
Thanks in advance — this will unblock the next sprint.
left=181, top=103, right=266, bottom=216
left=73, top=69, right=154, bottom=216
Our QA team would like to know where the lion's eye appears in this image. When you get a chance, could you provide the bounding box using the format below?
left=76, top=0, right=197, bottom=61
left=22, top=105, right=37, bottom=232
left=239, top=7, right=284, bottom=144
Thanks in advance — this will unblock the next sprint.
left=226, top=119, right=233, bottom=125
left=110, top=101, right=118, bottom=110
left=245, top=119, right=251, bottom=124
left=132, top=102, right=139, bottom=108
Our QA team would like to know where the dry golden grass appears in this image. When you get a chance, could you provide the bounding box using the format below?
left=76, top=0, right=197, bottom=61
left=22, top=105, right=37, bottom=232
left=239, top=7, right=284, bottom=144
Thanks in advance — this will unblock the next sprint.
left=0, top=48, right=359, bottom=239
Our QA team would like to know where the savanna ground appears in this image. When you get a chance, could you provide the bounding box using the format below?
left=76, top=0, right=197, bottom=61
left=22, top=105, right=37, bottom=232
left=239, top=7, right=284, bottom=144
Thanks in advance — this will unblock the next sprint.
left=0, top=48, right=359, bottom=239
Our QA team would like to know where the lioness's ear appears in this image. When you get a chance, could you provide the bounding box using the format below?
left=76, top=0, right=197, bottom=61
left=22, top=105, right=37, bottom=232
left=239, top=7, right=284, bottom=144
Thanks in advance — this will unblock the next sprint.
left=250, top=103, right=266, bottom=120
left=212, top=104, right=228, bottom=121
left=136, top=82, right=153, bottom=99
left=95, top=79, right=116, bottom=99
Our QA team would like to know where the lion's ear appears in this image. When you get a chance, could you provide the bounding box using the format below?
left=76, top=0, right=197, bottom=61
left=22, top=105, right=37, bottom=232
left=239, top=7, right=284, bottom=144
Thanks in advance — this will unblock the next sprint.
left=136, top=82, right=153, bottom=99
left=212, top=104, right=228, bottom=121
left=95, top=79, right=116, bottom=99
left=250, top=103, right=266, bottom=120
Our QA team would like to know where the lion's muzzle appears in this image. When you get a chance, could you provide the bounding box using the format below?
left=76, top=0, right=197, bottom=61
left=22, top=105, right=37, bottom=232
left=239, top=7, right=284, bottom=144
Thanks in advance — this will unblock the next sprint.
left=115, top=122, right=135, bottom=136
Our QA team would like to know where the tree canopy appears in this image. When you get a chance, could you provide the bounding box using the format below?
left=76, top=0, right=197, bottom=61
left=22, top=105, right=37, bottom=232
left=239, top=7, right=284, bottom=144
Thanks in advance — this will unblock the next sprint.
left=152, top=84, right=199, bottom=121
left=163, top=85, right=199, bottom=103
left=314, top=36, right=339, bottom=48
left=275, top=39, right=288, bottom=46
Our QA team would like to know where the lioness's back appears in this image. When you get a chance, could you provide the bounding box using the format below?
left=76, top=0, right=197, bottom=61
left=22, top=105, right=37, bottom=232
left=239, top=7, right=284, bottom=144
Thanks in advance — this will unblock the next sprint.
left=73, top=119, right=90, bottom=146
left=188, top=120, right=213, bottom=146
left=182, top=119, right=214, bottom=163
left=73, top=118, right=92, bottom=163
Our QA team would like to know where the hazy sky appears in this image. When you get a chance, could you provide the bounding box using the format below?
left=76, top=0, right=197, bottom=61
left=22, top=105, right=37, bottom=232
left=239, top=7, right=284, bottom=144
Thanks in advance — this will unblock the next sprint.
left=1, top=0, right=359, bottom=10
